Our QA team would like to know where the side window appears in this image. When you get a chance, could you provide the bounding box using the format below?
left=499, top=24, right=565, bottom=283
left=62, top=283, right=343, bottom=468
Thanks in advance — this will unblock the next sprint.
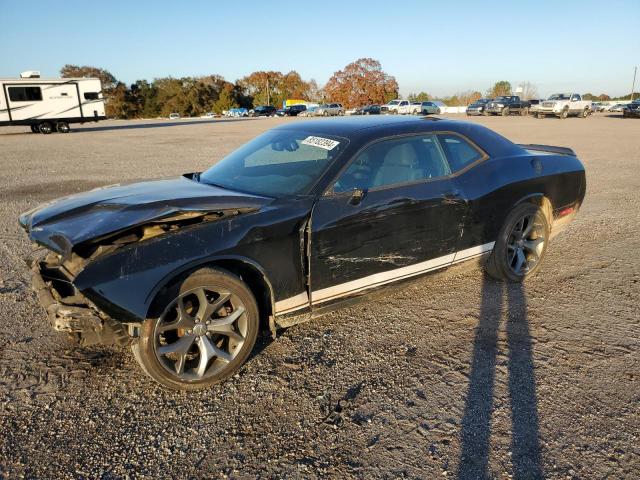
left=571, top=94, right=580, bottom=101
left=333, top=135, right=451, bottom=193
left=84, top=92, right=99, bottom=100
left=437, top=134, right=484, bottom=172
left=8, top=86, right=42, bottom=102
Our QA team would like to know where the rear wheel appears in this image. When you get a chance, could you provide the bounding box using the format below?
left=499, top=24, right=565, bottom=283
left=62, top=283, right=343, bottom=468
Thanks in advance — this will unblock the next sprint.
left=485, top=203, right=549, bottom=282
left=132, top=268, right=259, bottom=390
left=38, top=122, right=53, bottom=134
left=56, top=121, right=70, bottom=133
left=521, top=107, right=529, bottom=116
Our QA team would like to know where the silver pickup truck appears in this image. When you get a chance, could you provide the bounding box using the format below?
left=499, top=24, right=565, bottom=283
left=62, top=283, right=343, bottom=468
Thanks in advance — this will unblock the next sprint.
left=536, top=93, right=592, bottom=119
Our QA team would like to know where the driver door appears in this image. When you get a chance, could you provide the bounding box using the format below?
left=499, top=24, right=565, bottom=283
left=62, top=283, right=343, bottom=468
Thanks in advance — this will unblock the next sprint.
left=309, top=134, right=467, bottom=307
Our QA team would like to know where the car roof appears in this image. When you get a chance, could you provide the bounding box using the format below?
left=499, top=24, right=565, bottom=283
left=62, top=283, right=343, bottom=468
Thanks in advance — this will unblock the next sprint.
left=272, top=116, right=523, bottom=158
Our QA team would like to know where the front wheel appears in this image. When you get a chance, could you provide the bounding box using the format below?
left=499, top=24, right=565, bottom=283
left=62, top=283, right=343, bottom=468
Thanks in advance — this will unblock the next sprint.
left=501, top=107, right=509, bottom=116
left=559, top=108, right=569, bottom=119
left=485, top=203, right=549, bottom=282
left=581, top=108, right=589, bottom=118
left=132, top=267, right=259, bottom=390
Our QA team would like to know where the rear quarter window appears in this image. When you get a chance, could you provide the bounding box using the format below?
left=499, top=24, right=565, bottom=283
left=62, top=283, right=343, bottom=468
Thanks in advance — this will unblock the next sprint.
left=437, top=134, right=484, bottom=172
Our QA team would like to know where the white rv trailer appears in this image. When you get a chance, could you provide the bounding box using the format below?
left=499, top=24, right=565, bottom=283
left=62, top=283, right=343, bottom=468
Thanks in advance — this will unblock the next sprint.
left=0, top=71, right=106, bottom=133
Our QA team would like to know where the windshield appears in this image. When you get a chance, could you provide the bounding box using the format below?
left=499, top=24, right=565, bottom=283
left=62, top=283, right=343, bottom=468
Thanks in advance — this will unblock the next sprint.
left=199, top=129, right=348, bottom=197
left=548, top=94, right=571, bottom=100
left=388, top=100, right=400, bottom=105
left=477, top=98, right=490, bottom=104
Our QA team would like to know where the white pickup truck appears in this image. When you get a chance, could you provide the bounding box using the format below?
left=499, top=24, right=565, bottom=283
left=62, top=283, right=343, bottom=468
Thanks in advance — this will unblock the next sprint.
left=380, top=99, right=405, bottom=114
left=381, top=99, right=424, bottom=114
left=536, top=93, right=592, bottom=119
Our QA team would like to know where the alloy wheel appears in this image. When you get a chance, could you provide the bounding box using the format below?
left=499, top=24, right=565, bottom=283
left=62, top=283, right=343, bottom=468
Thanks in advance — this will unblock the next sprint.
left=153, top=286, right=247, bottom=381
left=506, top=213, right=546, bottom=275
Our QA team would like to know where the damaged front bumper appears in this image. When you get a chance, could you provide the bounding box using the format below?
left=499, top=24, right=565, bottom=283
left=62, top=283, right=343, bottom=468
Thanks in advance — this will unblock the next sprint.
left=29, top=254, right=131, bottom=347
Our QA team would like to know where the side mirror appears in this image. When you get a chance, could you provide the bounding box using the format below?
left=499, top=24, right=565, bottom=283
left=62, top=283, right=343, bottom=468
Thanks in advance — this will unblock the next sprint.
left=349, top=188, right=366, bottom=206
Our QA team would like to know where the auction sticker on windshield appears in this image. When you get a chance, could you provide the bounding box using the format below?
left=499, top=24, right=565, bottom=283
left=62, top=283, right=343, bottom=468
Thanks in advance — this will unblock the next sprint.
left=301, top=136, right=340, bottom=150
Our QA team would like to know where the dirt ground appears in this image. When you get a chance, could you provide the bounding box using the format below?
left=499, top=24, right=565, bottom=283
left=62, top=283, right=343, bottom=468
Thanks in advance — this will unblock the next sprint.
left=0, top=113, right=638, bottom=479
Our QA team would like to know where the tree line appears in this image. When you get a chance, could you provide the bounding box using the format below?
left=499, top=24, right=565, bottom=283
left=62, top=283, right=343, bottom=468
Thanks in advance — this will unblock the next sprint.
left=60, top=62, right=634, bottom=119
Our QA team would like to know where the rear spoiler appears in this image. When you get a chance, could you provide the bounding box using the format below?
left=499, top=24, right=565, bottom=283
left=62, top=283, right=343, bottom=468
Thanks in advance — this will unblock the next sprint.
left=519, top=144, right=576, bottom=156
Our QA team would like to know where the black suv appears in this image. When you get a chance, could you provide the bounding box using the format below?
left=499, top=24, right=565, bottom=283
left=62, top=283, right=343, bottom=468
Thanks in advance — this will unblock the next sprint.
left=485, top=96, right=531, bottom=116
left=251, top=106, right=277, bottom=117
left=284, top=104, right=307, bottom=116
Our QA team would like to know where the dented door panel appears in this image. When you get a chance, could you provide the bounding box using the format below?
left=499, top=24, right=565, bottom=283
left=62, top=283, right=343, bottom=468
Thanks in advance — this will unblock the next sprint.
left=309, top=179, right=467, bottom=298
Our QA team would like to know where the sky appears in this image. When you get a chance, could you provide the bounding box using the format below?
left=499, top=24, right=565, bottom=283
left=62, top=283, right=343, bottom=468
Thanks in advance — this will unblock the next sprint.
left=1, top=0, right=639, bottom=98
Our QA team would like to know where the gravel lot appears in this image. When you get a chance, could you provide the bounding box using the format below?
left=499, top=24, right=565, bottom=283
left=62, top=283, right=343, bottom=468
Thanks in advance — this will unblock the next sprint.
left=0, top=113, right=638, bottom=479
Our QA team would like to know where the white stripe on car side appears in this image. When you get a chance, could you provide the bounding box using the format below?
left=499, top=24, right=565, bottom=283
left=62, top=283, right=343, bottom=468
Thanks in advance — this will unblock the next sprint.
left=274, top=291, right=309, bottom=315
left=274, top=242, right=495, bottom=314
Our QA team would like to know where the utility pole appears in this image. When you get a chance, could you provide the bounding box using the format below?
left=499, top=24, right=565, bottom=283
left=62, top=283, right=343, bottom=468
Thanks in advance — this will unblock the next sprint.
left=631, top=66, right=637, bottom=102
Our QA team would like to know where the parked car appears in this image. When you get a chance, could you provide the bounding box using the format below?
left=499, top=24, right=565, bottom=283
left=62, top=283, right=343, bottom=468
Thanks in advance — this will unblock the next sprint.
left=590, top=102, right=602, bottom=113
left=527, top=99, right=545, bottom=115
left=20, top=116, right=586, bottom=390
left=200, top=112, right=216, bottom=118
left=380, top=99, right=404, bottom=114
left=419, top=101, right=442, bottom=115
left=168, top=113, right=180, bottom=120
left=397, top=101, right=423, bottom=115
left=485, top=96, right=531, bottom=116
left=466, top=98, right=492, bottom=116
left=622, top=101, right=640, bottom=118
left=354, top=105, right=381, bottom=115
left=299, top=106, right=319, bottom=117
left=316, top=103, right=344, bottom=116
left=536, top=94, right=592, bottom=119
left=226, top=108, right=249, bottom=117
left=284, top=104, right=307, bottom=116
left=251, top=106, right=277, bottom=117
left=609, top=103, right=627, bottom=113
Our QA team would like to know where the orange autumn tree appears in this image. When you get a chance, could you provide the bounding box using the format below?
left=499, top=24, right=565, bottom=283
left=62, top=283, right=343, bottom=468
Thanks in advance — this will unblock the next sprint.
left=324, top=58, right=398, bottom=108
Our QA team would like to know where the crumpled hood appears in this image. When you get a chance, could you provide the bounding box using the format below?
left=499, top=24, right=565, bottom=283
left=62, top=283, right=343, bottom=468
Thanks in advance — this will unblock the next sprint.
left=19, top=175, right=272, bottom=256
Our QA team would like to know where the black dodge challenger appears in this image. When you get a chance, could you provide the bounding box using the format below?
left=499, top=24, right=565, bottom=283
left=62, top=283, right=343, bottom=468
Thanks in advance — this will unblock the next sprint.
left=20, top=116, right=586, bottom=390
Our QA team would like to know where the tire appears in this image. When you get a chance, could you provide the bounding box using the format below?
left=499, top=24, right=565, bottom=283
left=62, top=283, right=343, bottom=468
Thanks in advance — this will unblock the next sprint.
left=536, top=112, right=544, bottom=119
left=56, top=121, right=70, bottom=133
left=501, top=107, right=509, bottom=116
left=485, top=203, right=550, bottom=282
left=581, top=108, right=589, bottom=118
left=132, top=267, right=259, bottom=390
left=560, top=108, right=569, bottom=119
left=30, top=125, right=39, bottom=133
left=38, top=122, right=53, bottom=134
left=521, top=107, right=529, bottom=116
left=323, top=111, right=329, bottom=117
left=483, top=109, right=489, bottom=116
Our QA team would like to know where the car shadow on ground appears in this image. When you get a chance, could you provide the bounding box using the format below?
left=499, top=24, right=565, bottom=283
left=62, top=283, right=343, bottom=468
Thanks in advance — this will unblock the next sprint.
left=457, top=275, right=543, bottom=479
